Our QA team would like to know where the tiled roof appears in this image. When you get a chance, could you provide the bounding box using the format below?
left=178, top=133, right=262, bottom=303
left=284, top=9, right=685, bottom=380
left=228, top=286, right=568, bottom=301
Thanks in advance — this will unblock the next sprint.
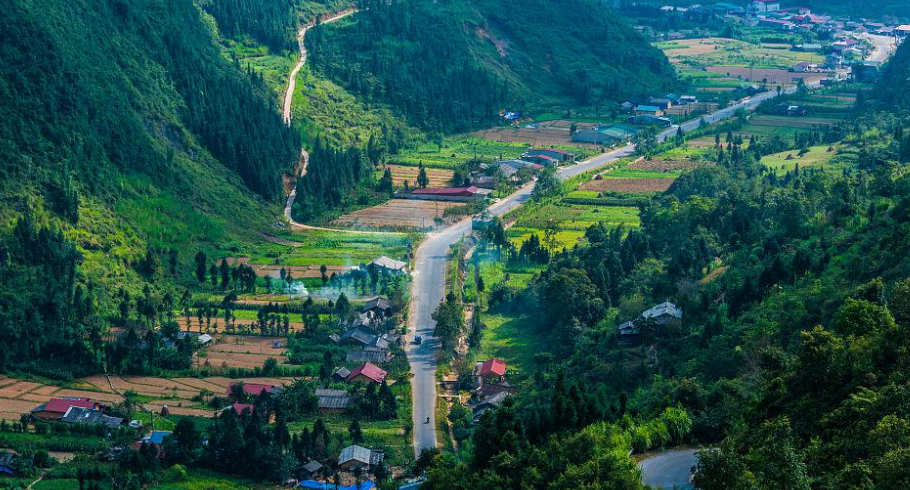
left=348, top=362, right=387, bottom=383
left=478, top=358, right=507, bottom=377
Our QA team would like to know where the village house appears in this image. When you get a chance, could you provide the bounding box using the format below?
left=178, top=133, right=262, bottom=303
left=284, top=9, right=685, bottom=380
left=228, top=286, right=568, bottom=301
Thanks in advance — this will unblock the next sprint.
left=628, top=114, right=673, bottom=127
left=472, top=358, right=506, bottom=388
left=31, top=397, right=101, bottom=421
left=338, top=444, right=384, bottom=472
left=635, top=104, right=664, bottom=117
left=522, top=148, right=575, bottom=163
left=347, top=362, right=388, bottom=385
left=572, top=129, right=618, bottom=145
left=346, top=346, right=392, bottom=364
left=520, top=154, right=560, bottom=167
left=497, top=159, right=543, bottom=172
left=370, top=256, right=407, bottom=273
left=470, top=391, right=512, bottom=423
left=648, top=97, right=674, bottom=110
left=59, top=406, right=123, bottom=429
left=748, top=0, right=780, bottom=16
left=226, top=382, right=282, bottom=400
left=468, top=172, right=497, bottom=188
left=332, top=367, right=352, bottom=383
left=618, top=301, right=684, bottom=343
left=408, top=185, right=493, bottom=202
left=296, top=459, right=324, bottom=480
left=316, top=388, right=351, bottom=414
left=643, top=301, right=684, bottom=327
left=791, top=61, right=818, bottom=73
left=134, top=430, right=173, bottom=458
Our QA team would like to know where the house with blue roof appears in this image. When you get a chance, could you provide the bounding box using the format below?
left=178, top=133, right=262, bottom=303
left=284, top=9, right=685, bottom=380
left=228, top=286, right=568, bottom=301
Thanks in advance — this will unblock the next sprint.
left=635, top=105, right=664, bottom=116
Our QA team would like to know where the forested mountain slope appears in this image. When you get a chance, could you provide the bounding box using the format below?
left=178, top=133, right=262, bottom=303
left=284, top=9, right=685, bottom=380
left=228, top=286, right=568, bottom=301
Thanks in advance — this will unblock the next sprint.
left=0, top=0, right=298, bottom=373
left=306, top=0, right=679, bottom=133
left=423, top=42, right=910, bottom=490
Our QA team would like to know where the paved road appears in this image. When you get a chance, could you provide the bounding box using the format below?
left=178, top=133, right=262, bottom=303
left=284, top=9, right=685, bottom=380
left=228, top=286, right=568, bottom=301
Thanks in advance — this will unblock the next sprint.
left=863, top=33, right=898, bottom=64
left=638, top=449, right=699, bottom=489
left=404, top=84, right=822, bottom=455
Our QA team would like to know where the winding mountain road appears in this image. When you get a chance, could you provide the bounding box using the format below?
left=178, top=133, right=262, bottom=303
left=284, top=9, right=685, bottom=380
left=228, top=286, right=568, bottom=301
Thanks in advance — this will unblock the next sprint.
left=281, top=9, right=399, bottom=235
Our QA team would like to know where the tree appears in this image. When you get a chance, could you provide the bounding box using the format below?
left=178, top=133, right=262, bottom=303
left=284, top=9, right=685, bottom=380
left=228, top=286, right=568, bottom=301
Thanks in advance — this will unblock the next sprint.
left=636, top=127, right=658, bottom=156
left=432, top=293, right=465, bottom=353
left=532, top=167, right=562, bottom=200
left=417, top=164, right=430, bottom=189
left=349, top=419, right=364, bottom=444
left=692, top=443, right=757, bottom=490
left=220, top=259, right=230, bottom=289
left=379, top=168, right=394, bottom=194
left=194, top=251, right=207, bottom=283
left=447, top=403, right=473, bottom=446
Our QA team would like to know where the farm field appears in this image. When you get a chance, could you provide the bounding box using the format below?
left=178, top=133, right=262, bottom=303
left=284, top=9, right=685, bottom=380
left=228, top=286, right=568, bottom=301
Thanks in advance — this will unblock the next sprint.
left=761, top=144, right=840, bottom=174
left=390, top=135, right=595, bottom=169
left=177, top=316, right=306, bottom=335
left=658, top=37, right=825, bottom=69
left=384, top=164, right=453, bottom=188
left=199, top=335, right=291, bottom=370
left=689, top=113, right=845, bottom=146
left=506, top=202, right=641, bottom=250
left=579, top=178, right=676, bottom=194
left=0, top=373, right=299, bottom=421
left=232, top=229, right=411, bottom=270
left=332, top=199, right=466, bottom=230
left=703, top=66, right=825, bottom=85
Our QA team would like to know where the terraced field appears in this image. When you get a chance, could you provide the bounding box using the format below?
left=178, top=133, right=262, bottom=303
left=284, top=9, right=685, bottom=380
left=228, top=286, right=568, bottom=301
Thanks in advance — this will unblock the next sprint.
left=332, top=199, right=465, bottom=230
left=0, top=370, right=298, bottom=421
left=384, top=164, right=453, bottom=188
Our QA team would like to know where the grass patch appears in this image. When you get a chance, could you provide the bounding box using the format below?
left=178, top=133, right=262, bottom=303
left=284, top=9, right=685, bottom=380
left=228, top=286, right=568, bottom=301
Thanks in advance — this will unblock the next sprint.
left=761, top=145, right=840, bottom=174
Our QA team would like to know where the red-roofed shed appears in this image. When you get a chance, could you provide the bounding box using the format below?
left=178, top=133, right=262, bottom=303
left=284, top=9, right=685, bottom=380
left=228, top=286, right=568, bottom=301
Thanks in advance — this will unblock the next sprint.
left=347, top=362, right=388, bottom=385
left=479, top=359, right=507, bottom=377
left=412, top=186, right=481, bottom=197
left=32, top=398, right=98, bottom=421
left=226, top=382, right=278, bottom=399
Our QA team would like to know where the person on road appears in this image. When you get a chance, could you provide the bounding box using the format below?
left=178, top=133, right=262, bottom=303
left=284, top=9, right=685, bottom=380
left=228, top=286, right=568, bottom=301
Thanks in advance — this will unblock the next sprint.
left=425, top=417, right=430, bottom=424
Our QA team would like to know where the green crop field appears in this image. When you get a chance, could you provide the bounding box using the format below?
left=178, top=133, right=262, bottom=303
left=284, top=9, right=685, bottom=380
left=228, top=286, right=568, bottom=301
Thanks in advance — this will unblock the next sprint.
left=240, top=230, right=413, bottom=268
left=660, top=37, right=825, bottom=70
left=761, top=145, right=841, bottom=174
left=390, top=135, right=596, bottom=169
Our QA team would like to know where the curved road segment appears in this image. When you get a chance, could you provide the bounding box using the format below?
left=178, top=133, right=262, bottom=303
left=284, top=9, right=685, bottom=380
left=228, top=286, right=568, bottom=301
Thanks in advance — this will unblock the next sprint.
left=405, top=83, right=816, bottom=455
left=638, top=449, right=699, bottom=489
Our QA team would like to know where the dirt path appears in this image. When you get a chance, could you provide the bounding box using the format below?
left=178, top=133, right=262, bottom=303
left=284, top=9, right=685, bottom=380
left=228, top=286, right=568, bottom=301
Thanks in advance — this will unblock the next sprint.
left=280, top=9, right=402, bottom=235
left=282, top=10, right=356, bottom=125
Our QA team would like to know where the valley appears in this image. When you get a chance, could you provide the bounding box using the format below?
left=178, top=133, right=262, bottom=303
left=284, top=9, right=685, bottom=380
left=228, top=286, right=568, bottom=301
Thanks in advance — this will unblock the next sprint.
left=1, top=0, right=910, bottom=489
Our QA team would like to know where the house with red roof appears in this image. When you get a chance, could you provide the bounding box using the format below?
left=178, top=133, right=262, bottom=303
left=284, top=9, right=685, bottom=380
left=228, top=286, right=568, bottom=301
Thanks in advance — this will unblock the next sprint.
left=226, top=382, right=281, bottom=401
left=347, top=362, right=388, bottom=385
left=523, top=148, right=576, bottom=163
left=472, top=359, right=507, bottom=388
left=409, top=186, right=492, bottom=202
left=31, top=397, right=100, bottom=421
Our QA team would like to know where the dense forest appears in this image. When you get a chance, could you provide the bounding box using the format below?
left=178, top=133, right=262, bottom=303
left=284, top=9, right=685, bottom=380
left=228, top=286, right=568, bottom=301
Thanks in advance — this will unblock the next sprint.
left=306, top=0, right=678, bottom=133
left=423, top=41, right=910, bottom=490
left=0, top=0, right=300, bottom=375
left=202, top=0, right=299, bottom=52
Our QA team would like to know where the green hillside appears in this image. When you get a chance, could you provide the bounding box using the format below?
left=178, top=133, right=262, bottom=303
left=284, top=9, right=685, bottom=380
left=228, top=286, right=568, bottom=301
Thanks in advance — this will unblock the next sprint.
left=0, top=0, right=299, bottom=373
left=420, top=46, right=910, bottom=489
left=306, top=0, right=679, bottom=133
